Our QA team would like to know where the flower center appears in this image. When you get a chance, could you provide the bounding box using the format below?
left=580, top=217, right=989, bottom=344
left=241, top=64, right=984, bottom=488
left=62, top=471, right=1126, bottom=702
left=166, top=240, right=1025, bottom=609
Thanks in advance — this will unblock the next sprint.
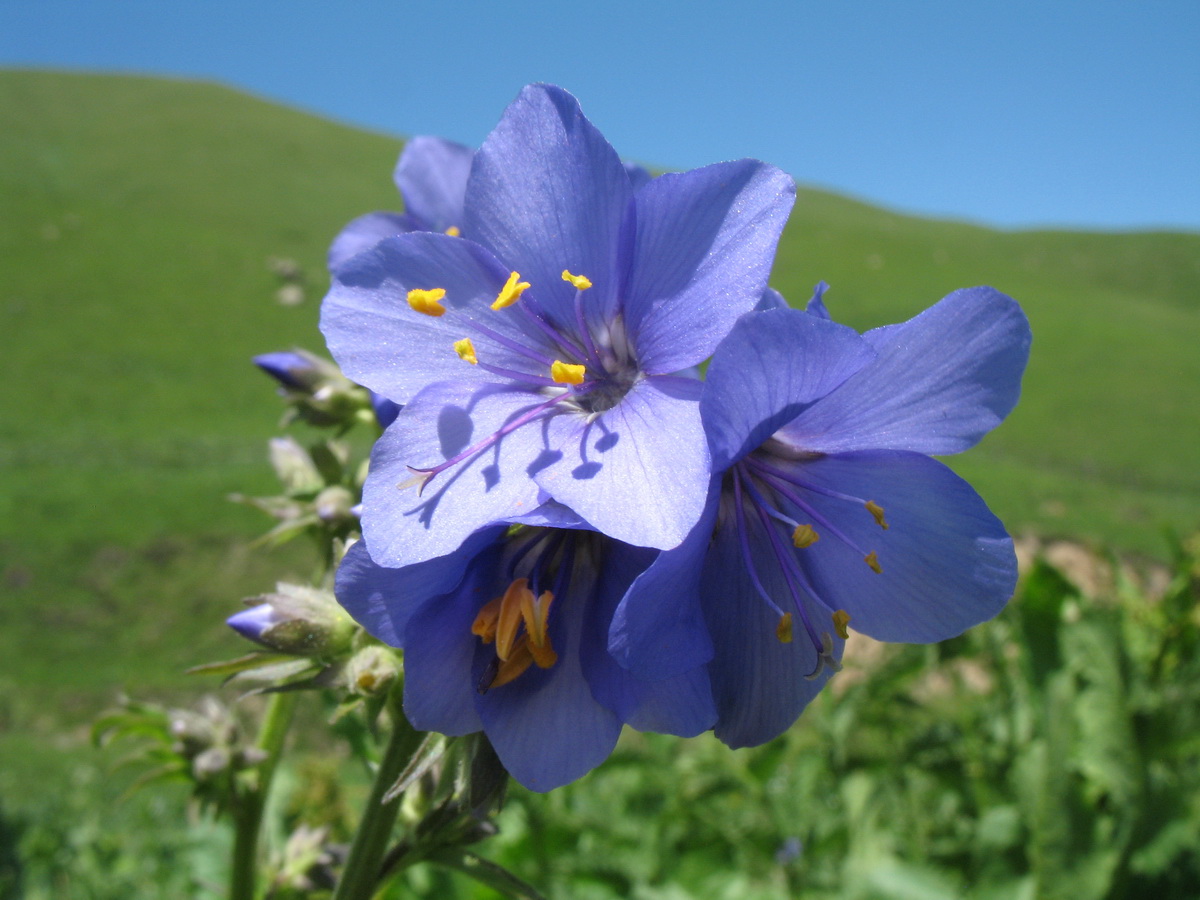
left=719, top=448, right=889, bottom=678
left=470, top=529, right=599, bottom=692
left=403, top=270, right=640, bottom=493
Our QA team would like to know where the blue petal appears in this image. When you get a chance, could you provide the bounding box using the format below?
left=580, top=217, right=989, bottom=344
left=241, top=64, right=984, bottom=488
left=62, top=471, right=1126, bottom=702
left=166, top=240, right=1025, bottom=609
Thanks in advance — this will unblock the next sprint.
left=535, top=375, right=710, bottom=550
left=335, top=532, right=501, bottom=646
left=805, top=281, right=832, bottom=319
left=584, top=540, right=716, bottom=735
left=778, top=450, right=1016, bottom=642
left=624, top=160, right=653, bottom=190
left=393, top=136, right=473, bottom=233
left=701, top=516, right=841, bottom=748
left=621, top=159, right=796, bottom=374
left=473, top=557, right=623, bottom=792
left=360, top=380, right=550, bottom=566
left=607, top=481, right=718, bottom=679
left=321, top=232, right=560, bottom=404
left=755, top=287, right=788, bottom=311
left=702, top=309, right=875, bottom=471
left=401, top=552, right=500, bottom=735
left=327, top=212, right=415, bottom=273
left=464, top=84, right=632, bottom=331
left=778, top=287, right=1031, bottom=454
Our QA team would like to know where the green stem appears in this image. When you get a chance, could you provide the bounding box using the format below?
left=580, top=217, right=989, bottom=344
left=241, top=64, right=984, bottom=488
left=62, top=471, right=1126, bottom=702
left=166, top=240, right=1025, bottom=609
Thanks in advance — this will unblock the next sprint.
left=333, top=693, right=423, bottom=900
left=230, top=691, right=298, bottom=900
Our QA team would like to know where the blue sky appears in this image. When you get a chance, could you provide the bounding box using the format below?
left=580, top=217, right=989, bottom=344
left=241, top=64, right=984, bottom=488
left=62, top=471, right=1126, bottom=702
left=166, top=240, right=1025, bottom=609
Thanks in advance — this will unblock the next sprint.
left=3, top=0, right=1197, bottom=231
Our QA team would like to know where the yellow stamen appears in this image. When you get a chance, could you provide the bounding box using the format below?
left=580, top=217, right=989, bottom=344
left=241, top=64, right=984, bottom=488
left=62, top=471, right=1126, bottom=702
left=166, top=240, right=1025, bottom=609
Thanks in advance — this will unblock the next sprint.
left=864, top=551, right=882, bottom=574
left=494, top=579, right=532, bottom=661
left=470, top=597, right=503, bottom=643
left=492, top=271, right=531, bottom=310
left=832, top=610, right=851, bottom=640
left=561, top=269, right=592, bottom=290
left=792, top=524, right=820, bottom=549
left=776, top=613, right=794, bottom=644
left=444, top=225, right=461, bottom=237
left=488, top=640, right=535, bottom=689
left=407, top=287, right=446, bottom=317
left=865, top=500, right=889, bottom=530
left=550, top=360, right=586, bottom=384
left=453, top=337, right=477, bottom=365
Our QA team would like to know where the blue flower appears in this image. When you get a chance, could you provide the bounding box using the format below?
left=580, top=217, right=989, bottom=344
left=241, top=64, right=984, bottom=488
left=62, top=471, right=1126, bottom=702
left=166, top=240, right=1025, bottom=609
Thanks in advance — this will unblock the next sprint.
left=326, top=136, right=652, bottom=274
left=321, top=85, right=795, bottom=564
left=327, top=136, right=474, bottom=273
left=334, top=514, right=715, bottom=791
left=610, top=285, right=1031, bottom=748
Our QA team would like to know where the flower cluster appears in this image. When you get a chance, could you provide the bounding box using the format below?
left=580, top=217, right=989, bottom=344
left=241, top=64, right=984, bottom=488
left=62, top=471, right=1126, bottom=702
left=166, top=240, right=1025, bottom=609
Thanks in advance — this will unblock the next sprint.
left=320, top=84, right=1031, bottom=791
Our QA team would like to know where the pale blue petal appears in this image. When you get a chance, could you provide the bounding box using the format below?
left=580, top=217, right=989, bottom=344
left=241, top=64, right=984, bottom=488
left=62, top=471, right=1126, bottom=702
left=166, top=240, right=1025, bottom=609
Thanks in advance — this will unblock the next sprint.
left=401, top=557, right=496, bottom=735
left=755, top=287, right=788, bottom=311
left=535, top=375, right=709, bottom=550
left=621, top=160, right=796, bottom=373
left=778, top=287, right=1031, bottom=454
left=702, top=516, right=842, bottom=748
left=327, top=212, right=415, bottom=273
left=607, top=481, right=718, bottom=679
left=335, top=532, right=502, bottom=646
left=360, top=380, right=550, bottom=566
left=702, top=309, right=875, bottom=470
left=779, top=450, right=1016, bottom=641
left=584, top=540, right=716, bottom=735
left=464, top=84, right=631, bottom=331
left=394, top=136, right=473, bottom=232
left=321, top=232, right=558, bottom=404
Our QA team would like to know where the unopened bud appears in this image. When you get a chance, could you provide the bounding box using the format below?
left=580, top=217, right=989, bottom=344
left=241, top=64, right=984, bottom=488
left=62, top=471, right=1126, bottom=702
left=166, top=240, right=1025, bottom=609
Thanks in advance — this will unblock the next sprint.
left=344, top=646, right=401, bottom=697
left=226, top=584, right=355, bottom=657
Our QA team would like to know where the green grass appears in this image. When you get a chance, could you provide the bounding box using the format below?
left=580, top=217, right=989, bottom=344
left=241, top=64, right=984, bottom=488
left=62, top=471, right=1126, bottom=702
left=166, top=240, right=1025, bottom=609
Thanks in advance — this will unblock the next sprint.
left=1, top=67, right=1198, bottom=727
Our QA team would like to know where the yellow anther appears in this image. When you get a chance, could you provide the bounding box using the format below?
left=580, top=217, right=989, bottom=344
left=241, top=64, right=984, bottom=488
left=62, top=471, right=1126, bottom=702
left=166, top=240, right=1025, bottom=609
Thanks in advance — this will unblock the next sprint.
left=470, top=596, right=502, bottom=643
left=561, top=269, right=592, bottom=290
left=519, top=588, right=556, bottom=660
left=494, top=579, right=532, bottom=661
left=792, top=524, right=820, bottom=549
left=488, top=641, right=535, bottom=690
left=551, top=360, right=586, bottom=385
left=453, top=337, right=477, bottom=365
left=444, top=225, right=461, bottom=237
left=492, top=271, right=531, bottom=310
left=864, top=551, right=882, bottom=574
left=775, top=613, right=794, bottom=644
left=865, top=500, right=889, bottom=530
left=832, top=610, right=851, bottom=640
left=407, top=287, right=447, bottom=317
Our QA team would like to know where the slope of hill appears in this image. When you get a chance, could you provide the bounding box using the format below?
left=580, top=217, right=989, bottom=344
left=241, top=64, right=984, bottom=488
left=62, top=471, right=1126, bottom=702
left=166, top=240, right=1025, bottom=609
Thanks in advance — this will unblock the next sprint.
left=1, top=69, right=1198, bottom=728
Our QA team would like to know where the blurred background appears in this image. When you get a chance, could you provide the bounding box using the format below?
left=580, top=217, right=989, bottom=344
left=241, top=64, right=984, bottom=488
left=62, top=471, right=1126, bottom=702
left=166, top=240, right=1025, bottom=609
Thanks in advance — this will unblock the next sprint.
left=2, top=1, right=1199, bottom=897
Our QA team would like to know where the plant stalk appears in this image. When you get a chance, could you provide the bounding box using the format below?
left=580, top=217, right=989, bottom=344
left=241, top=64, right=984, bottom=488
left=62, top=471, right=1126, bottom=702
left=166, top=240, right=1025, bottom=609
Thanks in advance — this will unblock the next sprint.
left=333, top=692, right=423, bottom=900
left=230, top=691, right=298, bottom=900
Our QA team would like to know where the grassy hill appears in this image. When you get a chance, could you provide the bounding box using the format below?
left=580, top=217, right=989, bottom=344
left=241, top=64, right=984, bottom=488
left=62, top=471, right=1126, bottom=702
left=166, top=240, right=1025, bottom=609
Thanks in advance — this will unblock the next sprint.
left=1, top=69, right=1198, bottom=744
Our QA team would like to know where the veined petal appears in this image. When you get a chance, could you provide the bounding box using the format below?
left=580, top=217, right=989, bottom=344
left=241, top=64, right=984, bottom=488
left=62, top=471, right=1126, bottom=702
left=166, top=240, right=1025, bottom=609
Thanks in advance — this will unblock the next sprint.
left=402, top=556, right=498, bottom=735
left=579, top=538, right=715, bottom=736
left=621, top=160, right=796, bottom=373
left=702, top=514, right=841, bottom=748
left=607, top=480, right=718, bottom=679
left=778, top=287, right=1031, bottom=454
left=464, top=84, right=632, bottom=329
left=473, top=555, right=623, bottom=792
left=780, top=450, right=1016, bottom=642
left=335, top=533, right=499, bottom=646
left=327, top=212, right=416, bottom=273
left=702, top=309, right=875, bottom=470
left=535, top=375, right=709, bottom=550
left=360, top=380, right=551, bottom=567
left=394, top=136, right=473, bottom=232
left=321, top=232, right=556, bottom=404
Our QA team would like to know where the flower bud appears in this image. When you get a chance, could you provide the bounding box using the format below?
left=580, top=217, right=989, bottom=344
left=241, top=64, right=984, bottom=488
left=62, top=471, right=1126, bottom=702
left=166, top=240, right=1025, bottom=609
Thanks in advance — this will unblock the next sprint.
left=344, top=646, right=401, bottom=697
left=254, top=351, right=325, bottom=391
left=227, top=584, right=355, bottom=657
left=314, top=485, right=356, bottom=525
